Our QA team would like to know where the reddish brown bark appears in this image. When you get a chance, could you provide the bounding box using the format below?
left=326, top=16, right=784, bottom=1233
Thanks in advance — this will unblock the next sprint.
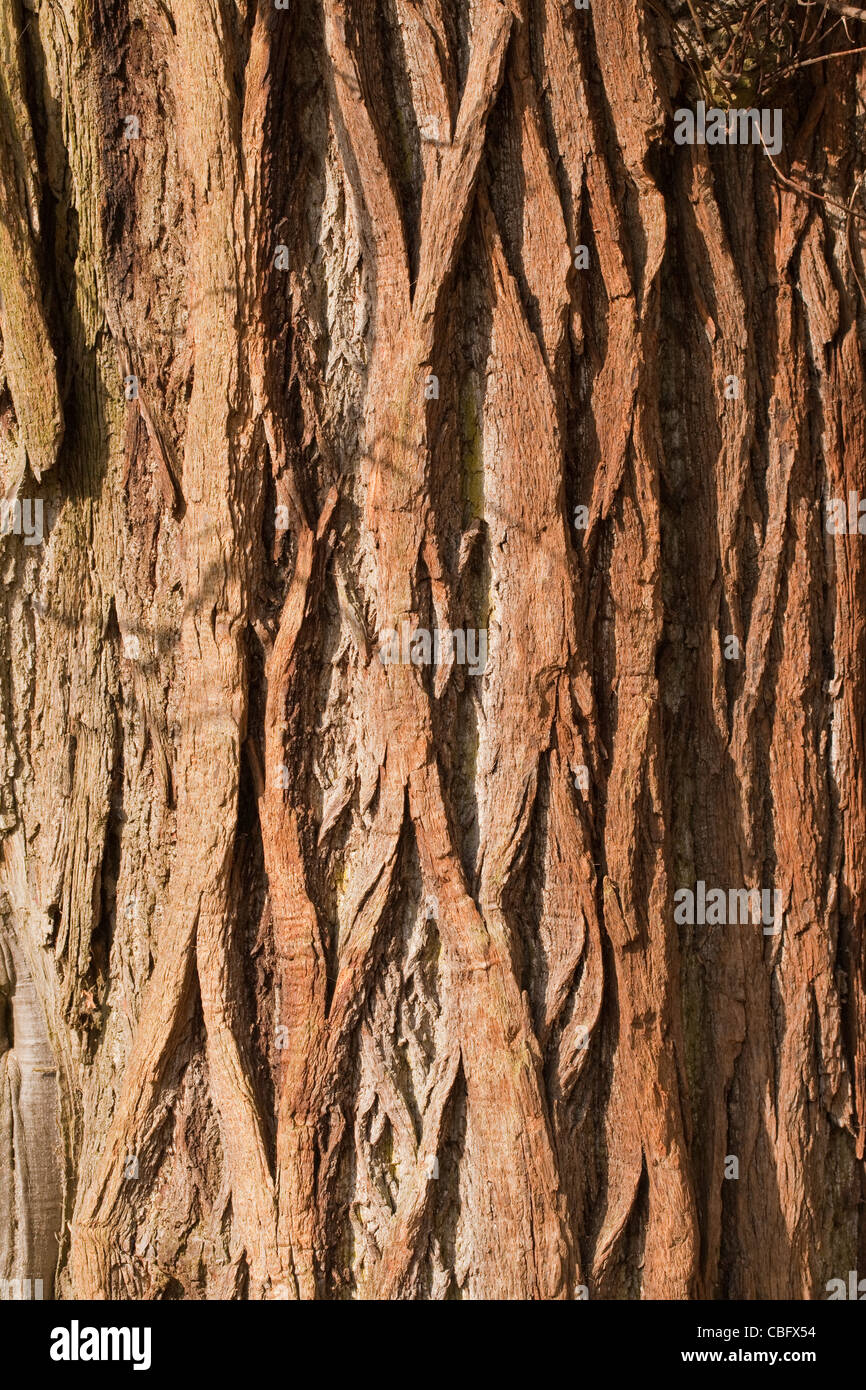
left=0, top=0, right=864, bottom=1300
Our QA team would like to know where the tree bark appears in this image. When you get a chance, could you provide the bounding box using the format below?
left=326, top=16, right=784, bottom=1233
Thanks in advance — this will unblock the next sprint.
left=0, top=0, right=864, bottom=1300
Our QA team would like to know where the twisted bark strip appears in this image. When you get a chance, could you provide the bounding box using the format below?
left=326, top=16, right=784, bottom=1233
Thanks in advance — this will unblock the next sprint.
left=364, top=1042, right=460, bottom=1299
left=72, top=0, right=277, bottom=1294
left=260, top=494, right=407, bottom=1291
left=577, top=0, right=699, bottom=1298
left=471, top=183, right=602, bottom=1277
left=666, top=141, right=808, bottom=1295
left=278, top=776, right=406, bottom=1292
left=262, top=492, right=336, bottom=1296
left=796, top=76, right=866, bottom=1162
left=0, top=0, right=63, bottom=480
left=270, top=0, right=576, bottom=1297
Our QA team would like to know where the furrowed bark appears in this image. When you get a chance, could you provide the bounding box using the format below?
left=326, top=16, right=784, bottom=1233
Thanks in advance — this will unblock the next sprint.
left=1, top=0, right=864, bottom=1301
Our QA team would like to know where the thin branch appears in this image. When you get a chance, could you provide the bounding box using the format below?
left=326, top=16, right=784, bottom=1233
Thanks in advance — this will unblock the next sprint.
left=846, top=170, right=866, bottom=305
left=810, top=1, right=866, bottom=19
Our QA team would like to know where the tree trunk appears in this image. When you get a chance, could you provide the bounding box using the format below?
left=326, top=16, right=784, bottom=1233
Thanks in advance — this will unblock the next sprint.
left=0, top=0, right=864, bottom=1300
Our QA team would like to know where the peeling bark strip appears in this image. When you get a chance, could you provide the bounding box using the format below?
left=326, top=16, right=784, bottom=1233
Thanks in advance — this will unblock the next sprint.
left=0, top=0, right=864, bottom=1299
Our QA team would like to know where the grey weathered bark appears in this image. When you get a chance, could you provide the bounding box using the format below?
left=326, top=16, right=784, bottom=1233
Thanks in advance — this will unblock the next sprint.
left=0, top=929, right=63, bottom=1296
left=0, top=0, right=865, bottom=1300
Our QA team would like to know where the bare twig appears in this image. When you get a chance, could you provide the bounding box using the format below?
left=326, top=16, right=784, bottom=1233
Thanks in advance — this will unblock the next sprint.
left=809, top=1, right=866, bottom=20
left=754, top=129, right=866, bottom=305
left=845, top=170, right=866, bottom=305
left=649, top=0, right=866, bottom=100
